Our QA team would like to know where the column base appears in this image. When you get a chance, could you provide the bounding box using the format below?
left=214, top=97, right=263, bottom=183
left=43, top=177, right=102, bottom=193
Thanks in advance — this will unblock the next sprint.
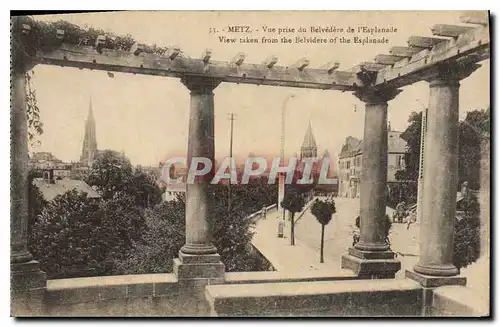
left=11, top=260, right=46, bottom=292
left=413, top=262, right=459, bottom=277
left=173, top=251, right=225, bottom=281
left=405, top=269, right=466, bottom=288
left=341, top=247, right=401, bottom=279
left=11, top=260, right=47, bottom=316
left=180, top=243, right=218, bottom=255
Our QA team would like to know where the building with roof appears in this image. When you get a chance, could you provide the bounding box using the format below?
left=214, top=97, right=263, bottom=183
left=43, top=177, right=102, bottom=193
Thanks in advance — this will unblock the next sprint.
left=338, top=124, right=407, bottom=198
left=33, top=169, right=101, bottom=202
left=162, top=182, right=186, bottom=202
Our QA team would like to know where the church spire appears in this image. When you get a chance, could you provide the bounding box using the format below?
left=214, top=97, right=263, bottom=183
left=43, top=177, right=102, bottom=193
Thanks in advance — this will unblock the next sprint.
left=300, top=121, right=318, bottom=159
left=80, top=97, right=98, bottom=166
left=87, top=96, right=94, bottom=121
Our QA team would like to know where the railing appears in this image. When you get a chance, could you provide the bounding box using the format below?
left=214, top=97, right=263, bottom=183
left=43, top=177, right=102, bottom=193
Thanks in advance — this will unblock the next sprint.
left=248, top=203, right=278, bottom=223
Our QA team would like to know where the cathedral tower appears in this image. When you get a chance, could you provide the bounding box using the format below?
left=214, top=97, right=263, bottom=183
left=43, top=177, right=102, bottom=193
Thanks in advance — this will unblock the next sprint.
left=80, top=98, right=98, bottom=166
left=300, top=121, right=318, bottom=159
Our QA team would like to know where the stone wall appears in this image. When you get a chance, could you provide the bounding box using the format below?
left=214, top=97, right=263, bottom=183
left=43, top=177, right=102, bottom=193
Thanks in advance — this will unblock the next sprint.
left=38, top=271, right=356, bottom=316
left=206, top=279, right=423, bottom=317
left=431, top=286, right=489, bottom=317
left=42, top=274, right=214, bottom=316
left=17, top=271, right=490, bottom=317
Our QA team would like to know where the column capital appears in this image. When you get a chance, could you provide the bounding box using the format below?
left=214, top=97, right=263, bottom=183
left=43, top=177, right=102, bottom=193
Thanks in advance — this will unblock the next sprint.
left=11, top=17, right=36, bottom=74
left=425, top=62, right=482, bottom=85
left=181, top=75, right=222, bottom=94
left=353, top=86, right=402, bottom=105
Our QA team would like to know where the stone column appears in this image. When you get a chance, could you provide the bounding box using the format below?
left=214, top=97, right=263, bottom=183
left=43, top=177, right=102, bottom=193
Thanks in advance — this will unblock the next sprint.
left=10, top=17, right=46, bottom=316
left=173, top=75, right=224, bottom=281
left=341, top=86, right=401, bottom=279
left=406, top=62, right=481, bottom=289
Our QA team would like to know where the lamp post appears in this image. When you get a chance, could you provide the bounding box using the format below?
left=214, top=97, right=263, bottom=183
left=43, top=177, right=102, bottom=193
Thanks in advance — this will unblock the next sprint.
left=416, top=99, right=428, bottom=225
left=278, top=94, right=296, bottom=221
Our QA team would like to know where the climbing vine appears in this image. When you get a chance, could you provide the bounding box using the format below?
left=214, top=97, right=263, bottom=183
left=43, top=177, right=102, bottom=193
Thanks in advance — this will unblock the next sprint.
left=25, top=71, right=43, bottom=146
left=17, top=15, right=188, bottom=58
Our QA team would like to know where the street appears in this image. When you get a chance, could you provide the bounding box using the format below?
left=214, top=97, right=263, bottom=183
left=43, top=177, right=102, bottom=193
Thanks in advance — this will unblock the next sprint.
left=294, top=197, right=420, bottom=279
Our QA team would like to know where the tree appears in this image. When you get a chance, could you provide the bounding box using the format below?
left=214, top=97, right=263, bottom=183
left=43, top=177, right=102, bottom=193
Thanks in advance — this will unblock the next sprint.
left=311, top=199, right=336, bottom=263
left=395, top=111, right=422, bottom=182
left=85, top=150, right=134, bottom=200
left=209, top=182, right=275, bottom=271
left=396, top=108, right=490, bottom=190
left=130, top=167, right=163, bottom=209
left=29, top=187, right=147, bottom=278
left=85, top=150, right=162, bottom=209
left=27, top=170, right=47, bottom=241
left=281, top=187, right=305, bottom=246
left=116, top=181, right=275, bottom=275
left=114, top=200, right=185, bottom=275
left=454, top=193, right=481, bottom=271
left=99, top=193, right=146, bottom=266
left=458, top=109, right=490, bottom=190
left=29, top=190, right=104, bottom=279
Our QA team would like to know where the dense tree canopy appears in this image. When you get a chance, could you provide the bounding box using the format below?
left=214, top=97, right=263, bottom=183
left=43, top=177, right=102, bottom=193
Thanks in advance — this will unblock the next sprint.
left=85, top=150, right=162, bottom=209
left=396, top=108, right=490, bottom=190
left=454, top=193, right=481, bottom=270
left=85, top=150, right=134, bottom=200
left=394, top=111, right=422, bottom=182
left=116, top=180, right=275, bottom=274
left=29, top=189, right=146, bottom=279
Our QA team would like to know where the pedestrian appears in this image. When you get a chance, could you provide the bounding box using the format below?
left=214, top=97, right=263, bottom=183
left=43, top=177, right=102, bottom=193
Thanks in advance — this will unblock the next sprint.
left=262, top=205, right=267, bottom=219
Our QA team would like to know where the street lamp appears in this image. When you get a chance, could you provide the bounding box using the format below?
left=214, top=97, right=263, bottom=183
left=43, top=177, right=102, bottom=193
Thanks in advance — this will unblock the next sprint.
left=415, top=99, right=428, bottom=225
left=278, top=94, right=296, bottom=219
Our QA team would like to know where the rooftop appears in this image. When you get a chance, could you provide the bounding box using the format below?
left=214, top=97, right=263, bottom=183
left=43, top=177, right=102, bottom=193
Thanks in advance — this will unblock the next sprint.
left=33, top=178, right=101, bottom=202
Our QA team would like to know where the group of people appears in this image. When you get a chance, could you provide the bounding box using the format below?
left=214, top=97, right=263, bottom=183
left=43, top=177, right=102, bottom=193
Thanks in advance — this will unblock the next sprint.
left=393, top=202, right=416, bottom=230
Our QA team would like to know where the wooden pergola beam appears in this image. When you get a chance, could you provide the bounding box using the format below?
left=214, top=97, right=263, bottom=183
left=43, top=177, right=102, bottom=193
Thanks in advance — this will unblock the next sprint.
left=231, top=52, right=246, bottom=66
left=460, top=11, right=489, bottom=25
left=264, top=55, right=278, bottom=68
left=360, top=62, right=388, bottom=72
left=167, top=46, right=181, bottom=60
left=408, top=36, right=448, bottom=49
left=293, top=58, right=310, bottom=71
left=322, top=61, right=340, bottom=74
left=389, top=46, right=421, bottom=58
left=130, top=42, right=146, bottom=56
left=201, top=49, right=212, bottom=63
left=37, top=44, right=362, bottom=90
left=374, top=54, right=403, bottom=65
left=375, top=24, right=490, bottom=88
left=431, top=24, right=475, bottom=38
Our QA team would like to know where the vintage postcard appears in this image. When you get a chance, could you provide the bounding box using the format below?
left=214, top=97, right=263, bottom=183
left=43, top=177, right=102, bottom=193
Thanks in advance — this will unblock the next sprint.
left=10, top=10, right=490, bottom=317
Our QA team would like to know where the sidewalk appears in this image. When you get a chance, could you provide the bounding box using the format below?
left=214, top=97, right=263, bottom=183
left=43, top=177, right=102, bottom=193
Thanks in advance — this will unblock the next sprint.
left=251, top=209, right=346, bottom=274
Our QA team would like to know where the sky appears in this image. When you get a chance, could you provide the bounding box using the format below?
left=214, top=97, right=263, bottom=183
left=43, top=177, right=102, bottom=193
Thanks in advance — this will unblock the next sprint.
left=29, top=11, right=490, bottom=167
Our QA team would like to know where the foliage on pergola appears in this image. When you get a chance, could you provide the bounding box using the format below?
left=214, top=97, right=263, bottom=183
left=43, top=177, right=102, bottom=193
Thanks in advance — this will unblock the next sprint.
left=13, top=15, right=181, bottom=58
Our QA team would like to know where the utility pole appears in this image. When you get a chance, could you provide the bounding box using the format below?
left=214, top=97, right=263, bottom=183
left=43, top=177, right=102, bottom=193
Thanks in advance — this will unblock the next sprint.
left=227, top=113, right=236, bottom=213
left=279, top=94, right=296, bottom=222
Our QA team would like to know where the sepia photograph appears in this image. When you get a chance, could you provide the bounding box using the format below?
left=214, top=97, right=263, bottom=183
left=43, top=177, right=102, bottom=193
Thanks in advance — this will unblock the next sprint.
left=10, top=10, right=490, bottom=317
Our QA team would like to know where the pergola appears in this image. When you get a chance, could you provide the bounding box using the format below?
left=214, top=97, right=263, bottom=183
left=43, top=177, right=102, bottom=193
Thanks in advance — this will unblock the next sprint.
left=11, top=11, right=490, bottom=315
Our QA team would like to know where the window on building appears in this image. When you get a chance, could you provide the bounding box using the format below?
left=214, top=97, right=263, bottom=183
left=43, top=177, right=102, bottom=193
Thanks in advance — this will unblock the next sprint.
left=396, top=155, right=404, bottom=168
left=346, top=161, right=350, bottom=169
